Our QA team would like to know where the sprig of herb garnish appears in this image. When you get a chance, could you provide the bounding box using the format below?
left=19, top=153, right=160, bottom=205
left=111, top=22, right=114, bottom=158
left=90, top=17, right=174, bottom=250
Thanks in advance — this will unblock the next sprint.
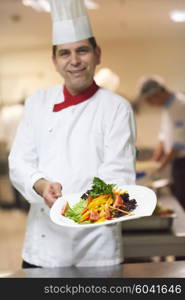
left=89, top=177, right=116, bottom=198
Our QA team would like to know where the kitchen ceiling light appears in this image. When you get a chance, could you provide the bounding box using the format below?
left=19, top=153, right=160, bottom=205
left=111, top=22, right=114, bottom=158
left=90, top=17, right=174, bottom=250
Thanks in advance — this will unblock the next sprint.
left=169, top=10, right=185, bottom=22
left=95, top=68, right=120, bottom=92
left=85, top=0, right=99, bottom=10
left=22, top=0, right=99, bottom=12
left=22, top=0, right=50, bottom=12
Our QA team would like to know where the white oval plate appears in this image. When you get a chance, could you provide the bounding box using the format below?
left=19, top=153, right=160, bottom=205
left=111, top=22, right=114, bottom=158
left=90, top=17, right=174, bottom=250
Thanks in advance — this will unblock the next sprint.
left=50, top=185, right=157, bottom=228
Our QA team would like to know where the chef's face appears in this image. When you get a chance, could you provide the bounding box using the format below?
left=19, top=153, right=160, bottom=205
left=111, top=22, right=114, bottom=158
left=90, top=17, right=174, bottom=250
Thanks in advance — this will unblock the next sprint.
left=52, top=39, right=101, bottom=95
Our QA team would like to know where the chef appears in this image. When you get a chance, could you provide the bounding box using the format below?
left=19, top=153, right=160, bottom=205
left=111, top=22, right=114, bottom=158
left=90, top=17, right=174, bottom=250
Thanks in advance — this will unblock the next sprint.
left=9, top=0, right=136, bottom=268
left=137, top=77, right=185, bottom=210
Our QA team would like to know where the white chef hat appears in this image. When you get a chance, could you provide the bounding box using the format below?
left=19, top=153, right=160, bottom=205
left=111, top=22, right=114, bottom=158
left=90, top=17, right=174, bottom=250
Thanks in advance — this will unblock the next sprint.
left=48, top=0, right=93, bottom=45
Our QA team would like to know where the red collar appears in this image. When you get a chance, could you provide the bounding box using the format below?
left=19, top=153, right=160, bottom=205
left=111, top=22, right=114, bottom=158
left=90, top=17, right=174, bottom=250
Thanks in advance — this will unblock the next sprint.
left=53, top=81, right=100, bottom=112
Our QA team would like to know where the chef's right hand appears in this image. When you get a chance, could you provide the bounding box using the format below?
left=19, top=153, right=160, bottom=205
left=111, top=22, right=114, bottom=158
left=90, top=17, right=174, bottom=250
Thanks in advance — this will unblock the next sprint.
left=33, top=179, right=62, bottom=208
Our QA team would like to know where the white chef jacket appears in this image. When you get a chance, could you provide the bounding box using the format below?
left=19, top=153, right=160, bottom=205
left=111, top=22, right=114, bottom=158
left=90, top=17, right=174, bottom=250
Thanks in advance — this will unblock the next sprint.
left=158, top=92, right=185, bottom=158
left=8, top=84, right=136, bottom=267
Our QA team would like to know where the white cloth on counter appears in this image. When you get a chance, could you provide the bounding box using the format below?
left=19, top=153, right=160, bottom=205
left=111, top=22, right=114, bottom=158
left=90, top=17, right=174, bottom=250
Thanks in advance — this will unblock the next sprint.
left=8, top=84, right=136, bottom=267
left=158, top=92, right=185, bottom=157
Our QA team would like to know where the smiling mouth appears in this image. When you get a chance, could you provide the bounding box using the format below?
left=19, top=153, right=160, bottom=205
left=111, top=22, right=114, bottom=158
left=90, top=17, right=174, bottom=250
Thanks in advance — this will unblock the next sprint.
left=68, top=68, right=86, bottom=76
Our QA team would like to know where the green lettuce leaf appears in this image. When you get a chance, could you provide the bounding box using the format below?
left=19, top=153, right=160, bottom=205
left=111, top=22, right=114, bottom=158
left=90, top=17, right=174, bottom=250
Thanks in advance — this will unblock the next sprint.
left=65, top=199, right=87, bottom=223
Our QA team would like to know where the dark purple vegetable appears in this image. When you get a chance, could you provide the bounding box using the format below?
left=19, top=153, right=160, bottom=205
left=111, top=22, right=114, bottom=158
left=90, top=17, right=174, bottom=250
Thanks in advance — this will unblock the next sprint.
left=81, top=190, right=91, bottom=200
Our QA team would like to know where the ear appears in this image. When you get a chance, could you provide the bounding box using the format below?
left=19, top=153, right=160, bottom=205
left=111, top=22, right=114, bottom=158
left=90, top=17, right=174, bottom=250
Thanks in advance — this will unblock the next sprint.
left=52, top=55, right=58, bottom=71
left=95, top=46, right=101, bottom=65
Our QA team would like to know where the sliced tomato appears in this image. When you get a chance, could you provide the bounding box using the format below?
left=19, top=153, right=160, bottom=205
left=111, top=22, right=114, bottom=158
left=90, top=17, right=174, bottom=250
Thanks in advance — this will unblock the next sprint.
left=61, top=202, right=69, bottom=216
left=113, top=195, right=124, bottom=207
left=89, top=211, right=100, bottom=221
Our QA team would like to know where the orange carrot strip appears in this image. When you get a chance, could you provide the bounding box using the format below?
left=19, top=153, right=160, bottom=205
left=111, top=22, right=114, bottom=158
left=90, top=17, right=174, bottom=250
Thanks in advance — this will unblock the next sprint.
left=79, top=214, right=90, bottom=223
left=80, top=207, right=88, bottom=215
left=109, top=206, right=134, bottom=216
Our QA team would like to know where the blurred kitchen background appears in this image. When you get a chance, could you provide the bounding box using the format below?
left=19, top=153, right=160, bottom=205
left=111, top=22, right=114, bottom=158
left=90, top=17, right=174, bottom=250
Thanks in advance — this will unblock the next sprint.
left=1, top=0, right=185, bottom=273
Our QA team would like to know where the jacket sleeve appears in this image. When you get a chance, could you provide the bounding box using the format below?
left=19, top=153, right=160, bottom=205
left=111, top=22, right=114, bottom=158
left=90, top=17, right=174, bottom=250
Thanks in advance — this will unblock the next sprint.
left=171, top=112, right=185, bottom=152
left=8, top=95, right=45, bottom=204
left=98, top=101, right=136, bottom=186
left=158, top=110, right=167, bottom=143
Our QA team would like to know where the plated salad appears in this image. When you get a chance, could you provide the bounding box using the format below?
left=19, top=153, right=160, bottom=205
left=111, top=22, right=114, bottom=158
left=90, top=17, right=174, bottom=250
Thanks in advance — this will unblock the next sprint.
left=60, top=177, right=137, bottom=224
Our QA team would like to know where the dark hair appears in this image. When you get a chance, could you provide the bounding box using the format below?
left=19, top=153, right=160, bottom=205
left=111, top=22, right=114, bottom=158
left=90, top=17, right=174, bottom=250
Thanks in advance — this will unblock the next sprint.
left=139, top=79, right=165, bottom=98
left=52, top=36, right=97, bottom=57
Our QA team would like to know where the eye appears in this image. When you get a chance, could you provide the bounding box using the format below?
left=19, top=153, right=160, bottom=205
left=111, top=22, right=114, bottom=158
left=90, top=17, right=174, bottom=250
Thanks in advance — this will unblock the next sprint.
left=77, top=47, right=90, bottom=54
left=58, top=50, right=70, bottom=57
left=79, top=49, right=87, bottom=53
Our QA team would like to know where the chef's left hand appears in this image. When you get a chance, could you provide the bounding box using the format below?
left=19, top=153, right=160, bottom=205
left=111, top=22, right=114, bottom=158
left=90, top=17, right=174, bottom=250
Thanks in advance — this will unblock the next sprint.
left=34, top=179, right=62, bottom=207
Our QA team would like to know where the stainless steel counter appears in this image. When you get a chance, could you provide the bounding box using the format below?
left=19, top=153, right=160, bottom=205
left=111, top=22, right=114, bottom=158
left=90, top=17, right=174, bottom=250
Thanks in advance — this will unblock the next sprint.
left=7, top=260, right=185, bottom=278
left=122, top=194, right=185, bottom=258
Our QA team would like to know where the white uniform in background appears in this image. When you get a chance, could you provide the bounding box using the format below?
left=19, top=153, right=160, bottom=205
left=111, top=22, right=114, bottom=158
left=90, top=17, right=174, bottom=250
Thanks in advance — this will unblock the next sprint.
left=158, top=92, right=185, bottom=157
left=9, top=84, right=136, bottom=267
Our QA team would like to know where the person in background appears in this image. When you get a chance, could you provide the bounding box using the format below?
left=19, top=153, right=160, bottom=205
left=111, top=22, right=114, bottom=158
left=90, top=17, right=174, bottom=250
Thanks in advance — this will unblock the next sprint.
left=137, top=77, right=185, bottom=210
left=8, top=0, right=136, bottom=268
